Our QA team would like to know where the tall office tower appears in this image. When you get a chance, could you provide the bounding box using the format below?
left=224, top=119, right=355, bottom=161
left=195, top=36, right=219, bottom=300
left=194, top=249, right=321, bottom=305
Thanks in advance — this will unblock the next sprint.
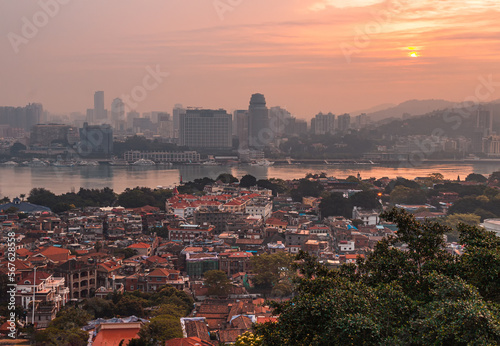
left=235, top=110, right=249, bottom=150
left=233, top=110, right=245, bottom=136
left=173, top=104, right=185, bottom=138
left=311, top=112, right=335, bottom=135
left=127, top=110, right=140, bottom=130
left=86, top=109, right=94, bottom=124
left=269, top=106, right=292, bottom=138
left=473, top=108, right=493, bottom=152
left=94, top=91, right=107, bottom=121
left=337, top=113, right=351, bottom=132
left=248, top=93, right=269, bottom=148
left=78, top=122, right=113, bottom=158
left=25, top=103, right=42, bottom=130
left=111, top=98, right=125, bottom=129
left=354, top=113, right=370, bottom=129
left=158, top=112, right=173, bottom=138
left=476, top=108, right=492, bottom=135
left=179, top=109, right=232, bottom=149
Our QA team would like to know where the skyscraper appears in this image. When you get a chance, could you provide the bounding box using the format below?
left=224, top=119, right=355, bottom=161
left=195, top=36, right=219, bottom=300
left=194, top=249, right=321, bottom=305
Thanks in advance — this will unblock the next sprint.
left=248, top=93, right=269, bottom=148
left=235, top=110, right=249, bottom=150
left=337, top=113, right=351, bottom=132
left=111, top=98, right=125, bottom=130
left=173, top=104, right=186, bottom=139
left=78, top=122, right=113, bottom=158
left=311, top=112, right=335, bottom=135
left=94, top=91, right=107, bottom=121
left=179, top=109, right=232, bottom=149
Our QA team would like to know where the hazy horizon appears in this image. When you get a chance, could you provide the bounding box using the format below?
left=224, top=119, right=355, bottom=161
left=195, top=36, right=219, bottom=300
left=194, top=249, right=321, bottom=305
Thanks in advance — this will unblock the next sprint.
left=2, top=0, right=500, bottom=118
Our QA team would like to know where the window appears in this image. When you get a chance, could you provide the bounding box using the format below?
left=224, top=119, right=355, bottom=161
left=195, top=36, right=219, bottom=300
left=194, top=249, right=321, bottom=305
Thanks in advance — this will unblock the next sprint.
left=130, top=286, right=134, bottom=290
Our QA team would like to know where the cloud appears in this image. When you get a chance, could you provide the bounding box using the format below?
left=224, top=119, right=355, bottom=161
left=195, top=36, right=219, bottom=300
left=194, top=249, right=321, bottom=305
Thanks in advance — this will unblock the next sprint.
left=310, top=0, right=385, bottom=11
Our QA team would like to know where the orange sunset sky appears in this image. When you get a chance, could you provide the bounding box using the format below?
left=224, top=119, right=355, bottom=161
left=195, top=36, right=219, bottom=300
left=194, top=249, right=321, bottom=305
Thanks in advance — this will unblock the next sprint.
left=1, top=0, right=500, bottom=118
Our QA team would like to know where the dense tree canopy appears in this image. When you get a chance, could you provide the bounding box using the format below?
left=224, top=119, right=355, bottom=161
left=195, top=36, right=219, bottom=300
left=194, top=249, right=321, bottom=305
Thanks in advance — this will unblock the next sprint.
left=255, top=209, right=500, bottom=345
left=204, top=270, right=232, bottom=296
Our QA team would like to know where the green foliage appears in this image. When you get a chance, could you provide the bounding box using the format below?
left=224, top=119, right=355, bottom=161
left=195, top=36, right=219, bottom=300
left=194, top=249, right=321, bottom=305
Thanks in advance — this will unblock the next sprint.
left=290, top=178, right=323, bottom=202
left=250, top=252, right=295, bottom=296
left=137, top=315, right=182, bottom=345
left=466, top=173, right=487, bottom=183
left=216, top=173, right=239, bottom=184
left=83, top=297, right=115, bottom=318
left=27, top=187, right=117, bottom=212
left=240, top=174, right=257, bottom=188
left=114, top=248, right=138, bottom=259
left=255, top=209, right=500, bottom=345
left=389, top=185, right=427, bottom=205
left=117, top=187, right=171, bottom=209
left=319, top=190, right=381, bottom=218
left=235, top=331, right=263, bottom=346
left=204, top=270, right=232, bottom=296
left=34, top=307, right=92, bottom=346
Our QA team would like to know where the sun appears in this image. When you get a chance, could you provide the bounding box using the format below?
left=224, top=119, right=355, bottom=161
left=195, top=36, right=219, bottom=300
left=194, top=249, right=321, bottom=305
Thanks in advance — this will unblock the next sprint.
left=409, top=52, right=419, bottom=58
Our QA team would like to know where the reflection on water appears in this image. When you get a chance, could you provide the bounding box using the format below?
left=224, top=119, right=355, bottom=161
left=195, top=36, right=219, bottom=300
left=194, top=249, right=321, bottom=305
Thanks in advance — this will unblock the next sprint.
left=0, top=162, right=499, bottom=197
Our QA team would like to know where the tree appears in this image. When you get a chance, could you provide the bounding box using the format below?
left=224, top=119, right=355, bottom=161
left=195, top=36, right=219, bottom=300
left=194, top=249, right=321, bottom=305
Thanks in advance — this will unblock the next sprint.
left=216, top=173, right=239, bottom=184
left=240, top=174, right=257, bottom=188
left=389, top=185, right=427, bottom=205
left=349, top=190, right=381, bottom=210
left=35, top=307, right=92, bottom=346
left=27, top=187, right=57, bottom=209
left=290, top=179, right=323, bottom=202
left=137, top=315, right=183, bottom=345
left=10, top=142, right=26, bottom=156
left=319, top=192, right=351, bottom=218
left=235, top=331, right=263, bottom=346
left=83, top=297, right=114, bottom=318
left=204, top=270, right=231, bottom=296
left=428, top=172, right=445, bottom=183
left=250, top=252, right=294, bottom=296
left=254, top=209, right=500, bottom=345
left=466, top=173, right=487, bottom=183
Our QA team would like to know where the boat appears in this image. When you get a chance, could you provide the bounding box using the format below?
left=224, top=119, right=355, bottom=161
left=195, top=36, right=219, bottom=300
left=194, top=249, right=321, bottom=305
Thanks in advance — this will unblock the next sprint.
left=1, top=161, right=18, bottom=167
left=52, top=161, right=75, bottom=167
left=249, top=159, right=275, bottom=167
left=24, top=158, right=49, bottom=167
left=202, top=160, right=220, bottom=166
left=132, top=159, right=156, bottom=166
left=77, top=160, right=99, bottom=166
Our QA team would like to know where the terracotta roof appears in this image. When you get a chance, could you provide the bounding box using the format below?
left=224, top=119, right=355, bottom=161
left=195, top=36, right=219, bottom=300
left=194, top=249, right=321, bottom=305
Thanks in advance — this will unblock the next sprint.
left=165, top=337, right=216, bottom=346
left=37, top=246, right=71, bottom=262
left=128, top=242, right=150, bottom=249
left=93, top=327, right=140, bottom=346
left=185, top=320, right=210, bottom=341
left=219, top=329, right=246, bottom=343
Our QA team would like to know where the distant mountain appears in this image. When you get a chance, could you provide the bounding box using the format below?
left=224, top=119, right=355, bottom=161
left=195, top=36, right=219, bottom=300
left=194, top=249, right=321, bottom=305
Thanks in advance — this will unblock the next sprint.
left=364, top=99, right=457, bottom=122
left=349, top=103, right=396, bottom=116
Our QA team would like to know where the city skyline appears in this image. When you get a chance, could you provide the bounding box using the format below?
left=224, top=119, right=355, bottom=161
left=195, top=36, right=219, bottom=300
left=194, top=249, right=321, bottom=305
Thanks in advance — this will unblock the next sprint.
left=2, top=1, right=500, bottom=117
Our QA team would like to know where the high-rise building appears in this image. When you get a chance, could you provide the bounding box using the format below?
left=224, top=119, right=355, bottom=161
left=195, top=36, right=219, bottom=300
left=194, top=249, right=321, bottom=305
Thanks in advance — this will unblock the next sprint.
left=337, top=113, right=351, bottom=132
left=311, top=112, right=335, bottom=135
left=269, top=106, right=292, bottom=138
left=173, top=104, right=185, bottom=139
left=248, top=93, right=269, bottom=148
left=94, top=91, right=107, bottom=121
left=235, top=110, right=249, bottom=150
left=111, top=98, right=125, bottom=129
left=127, top=111, right=140, bottom=130
left=78, top=122, right=113, bottom=158
left=0, top=103, right=42, bottom=131
left=158, top=113, right=173, bottom=138
left=179, top=109, right=232, bottom=149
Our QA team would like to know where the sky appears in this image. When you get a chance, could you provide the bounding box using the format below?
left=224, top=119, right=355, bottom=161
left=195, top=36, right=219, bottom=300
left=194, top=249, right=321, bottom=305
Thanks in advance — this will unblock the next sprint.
left=1, top=0, right=500, bottom=119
